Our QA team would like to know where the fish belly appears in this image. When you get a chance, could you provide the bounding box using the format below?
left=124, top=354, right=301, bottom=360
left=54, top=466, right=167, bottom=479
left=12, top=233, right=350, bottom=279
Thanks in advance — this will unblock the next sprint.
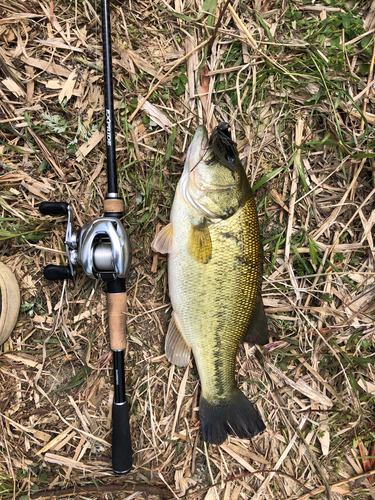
left=168, top=187, right=262, bottom=404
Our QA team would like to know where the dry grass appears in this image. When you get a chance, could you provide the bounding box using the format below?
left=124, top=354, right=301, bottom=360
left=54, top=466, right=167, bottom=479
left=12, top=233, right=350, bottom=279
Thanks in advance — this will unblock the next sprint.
left=1, top=0, right=375, bottom=499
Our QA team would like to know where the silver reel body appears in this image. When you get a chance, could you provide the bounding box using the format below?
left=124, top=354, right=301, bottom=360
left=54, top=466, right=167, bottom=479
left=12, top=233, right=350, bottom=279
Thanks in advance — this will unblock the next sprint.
left=71, top=217, right=131, bottom=280
left=40, top=202, right=131, bottom=282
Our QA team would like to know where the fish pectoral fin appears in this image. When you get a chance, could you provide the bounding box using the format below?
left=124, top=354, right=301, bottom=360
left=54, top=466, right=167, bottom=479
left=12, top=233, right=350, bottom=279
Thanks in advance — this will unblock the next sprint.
left=188, top=219, right=212, bottom=264
left=243, top=295, right=269, bottom=345
left=151, top=223, right=173, bottom=254
left=165, top=313, right=191, bottom=367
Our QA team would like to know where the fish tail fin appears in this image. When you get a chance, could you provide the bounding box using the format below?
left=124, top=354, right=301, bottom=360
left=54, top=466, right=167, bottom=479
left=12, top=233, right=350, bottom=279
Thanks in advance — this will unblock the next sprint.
left=199, top=389, right=265, bottom=445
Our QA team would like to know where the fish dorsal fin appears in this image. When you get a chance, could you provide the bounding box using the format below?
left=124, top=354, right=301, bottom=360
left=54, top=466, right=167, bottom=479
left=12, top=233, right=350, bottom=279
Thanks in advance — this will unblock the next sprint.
left=243, top=295, right=269, bottom=345
left=151, top=223, right=173, bottom=254
left=165, top=313, right=191, bottom=367
left=188, top=219, right=212, bottom=264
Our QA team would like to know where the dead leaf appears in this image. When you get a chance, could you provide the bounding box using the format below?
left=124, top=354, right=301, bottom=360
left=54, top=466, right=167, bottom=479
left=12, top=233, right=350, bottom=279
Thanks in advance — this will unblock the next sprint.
left=317, top=422, right=330, bottom=456
left=365, top=0, right=375, bottom=30
left=75, top=130, right=104, bottom=162
left=58, top=69, right=77, bottom=104
left=270, top=188, right=290, bottom=213
left=19, top=55, right=71, bottom=78
left=358, top=439, right=374, bottom=485
left=2, top=77, right=25, bottom=97
left=36, top=38, right=83, bottom=52
left=138, top=95, right=173, bottom=131
left=197, top=64, right=210, bottom=126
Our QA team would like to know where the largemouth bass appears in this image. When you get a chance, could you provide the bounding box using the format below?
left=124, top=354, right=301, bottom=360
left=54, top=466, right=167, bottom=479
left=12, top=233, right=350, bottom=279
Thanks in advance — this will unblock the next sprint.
left=152, top=123, right=268, bottom=444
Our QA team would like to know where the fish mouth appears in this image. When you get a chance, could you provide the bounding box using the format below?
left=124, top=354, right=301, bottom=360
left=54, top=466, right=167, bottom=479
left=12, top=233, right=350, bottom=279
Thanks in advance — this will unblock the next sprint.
left=181, top=125, right=240, bottom=219
left=186, top=125, right=210, bottom=174
left=181, top=125, right=216, bottom=218
left=186, top=125, right=234, bottom=188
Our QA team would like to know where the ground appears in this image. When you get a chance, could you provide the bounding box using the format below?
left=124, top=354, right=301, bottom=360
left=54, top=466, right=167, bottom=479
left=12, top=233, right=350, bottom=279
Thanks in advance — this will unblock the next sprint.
left=0, top=0, right=375, bottom=499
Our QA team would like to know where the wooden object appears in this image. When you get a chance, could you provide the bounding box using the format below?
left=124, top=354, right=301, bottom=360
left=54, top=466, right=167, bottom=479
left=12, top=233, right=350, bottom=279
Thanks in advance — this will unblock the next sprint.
left=104, top=198, right=124, bottom=214
left=107, top=292, right=127, bottom=350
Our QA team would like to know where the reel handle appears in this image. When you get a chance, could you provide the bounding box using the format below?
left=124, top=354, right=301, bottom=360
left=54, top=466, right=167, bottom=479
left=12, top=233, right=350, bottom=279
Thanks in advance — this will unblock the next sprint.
left=39, top=202, right=74, bottom=281
left=39, top=202, right=69, bottom=216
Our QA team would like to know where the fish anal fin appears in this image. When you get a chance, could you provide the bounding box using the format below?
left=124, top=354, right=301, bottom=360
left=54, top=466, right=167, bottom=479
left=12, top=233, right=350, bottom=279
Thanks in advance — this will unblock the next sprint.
left=243, top=296, right=269, bottom=345
left=165, top=313, right=191, bottom=367
left=188, top=219, right=212, bottom=264
left=151, top=223, right=173, bottom=254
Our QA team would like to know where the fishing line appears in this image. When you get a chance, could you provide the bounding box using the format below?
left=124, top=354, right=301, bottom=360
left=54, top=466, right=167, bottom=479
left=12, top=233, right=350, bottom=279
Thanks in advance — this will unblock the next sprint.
left=189, top=146, right=211, bottom=173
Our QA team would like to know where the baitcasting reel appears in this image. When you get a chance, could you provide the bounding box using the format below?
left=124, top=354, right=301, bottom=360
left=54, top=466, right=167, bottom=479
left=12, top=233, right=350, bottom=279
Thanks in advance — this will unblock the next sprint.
left=39, top=202, right=131, bottom=282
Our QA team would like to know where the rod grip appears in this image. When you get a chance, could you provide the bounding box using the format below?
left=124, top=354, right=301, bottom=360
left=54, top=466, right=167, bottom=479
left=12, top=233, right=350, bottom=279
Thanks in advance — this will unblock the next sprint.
left=107, top=292, right=127, bottom=350
left=104, top=198, right=124, bottom=214
left=112, top=401, right=132, bottom=474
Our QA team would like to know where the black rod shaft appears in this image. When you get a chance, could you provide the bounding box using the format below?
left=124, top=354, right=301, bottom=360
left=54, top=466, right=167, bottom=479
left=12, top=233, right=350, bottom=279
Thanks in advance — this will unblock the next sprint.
left=113, top=350, right=126, bottom=403
left=101, top=0, right=117, bottom=196
left=101, top=0, right=132, bottom=474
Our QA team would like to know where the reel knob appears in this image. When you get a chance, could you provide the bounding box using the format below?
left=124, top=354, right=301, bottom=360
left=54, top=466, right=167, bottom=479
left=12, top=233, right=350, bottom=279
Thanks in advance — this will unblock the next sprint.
left=44, top=265, right=73, bottom=281
left=39, top=202, right=69, bottom=216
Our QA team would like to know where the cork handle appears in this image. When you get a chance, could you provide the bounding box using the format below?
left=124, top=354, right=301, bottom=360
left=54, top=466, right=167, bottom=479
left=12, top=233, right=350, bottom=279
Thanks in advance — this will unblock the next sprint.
left=107, top=292, right=127, bottom=350
left=104, top=198, right=124, bottom=214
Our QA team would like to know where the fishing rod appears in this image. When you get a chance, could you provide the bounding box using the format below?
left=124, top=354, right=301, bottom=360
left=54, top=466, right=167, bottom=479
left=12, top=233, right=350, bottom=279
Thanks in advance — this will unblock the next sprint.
left=39, top=0, right=133, bottom=475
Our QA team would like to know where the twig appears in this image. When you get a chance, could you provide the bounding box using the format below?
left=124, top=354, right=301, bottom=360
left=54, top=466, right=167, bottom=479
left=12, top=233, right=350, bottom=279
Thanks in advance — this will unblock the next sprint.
left=330, top=186, right=375, bottom=256
left=296, top=470, right=375, bottom=500
left=207, top=0, right=231, bottom=54
left=285, top=118, right=304, bottom=302
left=360, top=34, right=375, bottom=132
left=228, top=4, right=298, bottom=81
left=26, top=482, right=174, bottom=499
left=186, top=469, right=320, bottom=499
left=297, top=409, right=357, bottom=418
left=129, top=39, right=209, bottom=122
left=254, top=348, right=333, bottom=500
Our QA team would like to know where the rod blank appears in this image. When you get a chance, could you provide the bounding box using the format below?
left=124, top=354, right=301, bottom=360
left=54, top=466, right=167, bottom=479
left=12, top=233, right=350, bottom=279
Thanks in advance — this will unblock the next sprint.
left=101, top=0, right=117, bottom=196
left=101, top=0, right=133, bottom=474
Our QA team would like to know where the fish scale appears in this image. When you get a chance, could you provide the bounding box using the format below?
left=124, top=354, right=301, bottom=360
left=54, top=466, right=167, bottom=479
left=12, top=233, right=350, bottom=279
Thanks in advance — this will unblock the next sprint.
left=170, top=193, right=262, bottom=403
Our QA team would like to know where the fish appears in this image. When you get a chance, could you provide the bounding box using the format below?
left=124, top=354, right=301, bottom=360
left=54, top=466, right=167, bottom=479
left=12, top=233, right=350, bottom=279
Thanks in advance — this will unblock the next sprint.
left=152, top=123, right=268, bottom=445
